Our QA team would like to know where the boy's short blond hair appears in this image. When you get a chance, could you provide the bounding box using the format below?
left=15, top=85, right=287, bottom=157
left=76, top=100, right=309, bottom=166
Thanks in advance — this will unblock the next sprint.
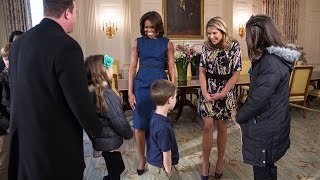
left=150, top=79, right=177, bottom=106
left=0, top=43, right=11, bottom=57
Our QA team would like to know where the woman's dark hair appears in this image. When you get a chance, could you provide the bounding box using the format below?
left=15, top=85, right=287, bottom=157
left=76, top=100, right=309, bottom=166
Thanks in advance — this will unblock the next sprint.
left=9, top=31, right=23, bottom=43
left=139, top=11, right=164, bottom=38
left=246, top=15, right=284, bottom=59
left=43, top=0, right=74, bottom=18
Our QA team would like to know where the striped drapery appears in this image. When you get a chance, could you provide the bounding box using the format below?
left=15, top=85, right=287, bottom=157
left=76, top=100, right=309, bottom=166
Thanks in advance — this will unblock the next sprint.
left=262, top=0, right=298, bottom=43
left=3, top=0, right=32, bottom=33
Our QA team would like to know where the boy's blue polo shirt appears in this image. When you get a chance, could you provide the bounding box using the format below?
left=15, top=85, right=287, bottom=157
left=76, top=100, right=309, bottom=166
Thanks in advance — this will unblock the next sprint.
left=146, top=112, right=179, bottom=168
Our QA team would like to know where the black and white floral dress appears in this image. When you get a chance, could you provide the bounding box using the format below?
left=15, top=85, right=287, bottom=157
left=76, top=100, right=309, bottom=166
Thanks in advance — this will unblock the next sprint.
left=198, top=40, right=242, bottom=121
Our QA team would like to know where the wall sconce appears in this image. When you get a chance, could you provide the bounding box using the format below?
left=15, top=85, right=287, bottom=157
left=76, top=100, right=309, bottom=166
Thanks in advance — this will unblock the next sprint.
left=238, top=24, right=245, bottom=39
left=103, top=21, right=118, bottom=39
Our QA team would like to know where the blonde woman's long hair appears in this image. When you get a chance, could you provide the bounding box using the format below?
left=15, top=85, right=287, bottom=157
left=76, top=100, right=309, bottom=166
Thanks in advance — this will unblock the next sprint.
left=205, top=16, right=233, bottom=51
left=85, top=55, right=111, bottom=112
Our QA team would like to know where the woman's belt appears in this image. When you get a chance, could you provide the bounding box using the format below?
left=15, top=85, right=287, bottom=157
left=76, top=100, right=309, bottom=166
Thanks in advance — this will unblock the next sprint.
left=206, top=73, right=232, bottom=80
left=139, top=64, right=164, bottom=68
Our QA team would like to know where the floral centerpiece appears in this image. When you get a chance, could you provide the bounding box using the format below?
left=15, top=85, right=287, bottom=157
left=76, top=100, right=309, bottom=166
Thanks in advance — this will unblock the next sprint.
left=287, top=43, right=307, bottom=65
left=174, top=44, right=199, bottom=82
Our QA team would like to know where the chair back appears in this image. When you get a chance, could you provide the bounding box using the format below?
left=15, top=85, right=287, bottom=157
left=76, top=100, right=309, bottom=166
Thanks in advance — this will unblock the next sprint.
left=112, top=74, right=118, bottom=90
left=289, top=65, right=313, bottom=118
left=289, top=66, right=313, bottom=99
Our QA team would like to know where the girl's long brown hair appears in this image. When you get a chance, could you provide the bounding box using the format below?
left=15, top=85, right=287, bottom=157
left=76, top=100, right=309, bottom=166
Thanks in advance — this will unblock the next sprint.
left=85, top=55, right=111, bottom=112
left=246, top=15, right=284, bottom=60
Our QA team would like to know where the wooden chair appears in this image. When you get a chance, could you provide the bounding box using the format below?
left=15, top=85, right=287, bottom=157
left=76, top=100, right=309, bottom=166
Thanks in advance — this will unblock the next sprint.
left=289, top=66, right=313, bottom=118
left=112, top=73, right=118, bottom=90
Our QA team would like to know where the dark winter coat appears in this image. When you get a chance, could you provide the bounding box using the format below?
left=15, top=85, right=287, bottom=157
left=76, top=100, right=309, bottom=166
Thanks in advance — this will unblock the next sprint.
left=90, top=84, right=133, bottom=151
left=0, top=68, right=10, bottom=135
left=236, top=46, right=299, bottom=167
left=8, top=18, right=100, bottom=180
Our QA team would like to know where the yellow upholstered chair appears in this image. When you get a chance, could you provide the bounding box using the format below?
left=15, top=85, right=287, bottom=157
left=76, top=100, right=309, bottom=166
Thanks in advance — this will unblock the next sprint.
left=238, top=58, right=251, bottom=103
left=289, top=65, right=313, bottom=118
left=240, top=59, right=251, bottom=75
left=112, top=59, right=119, bottom=76
left=111, top=74, right=118, bottom=90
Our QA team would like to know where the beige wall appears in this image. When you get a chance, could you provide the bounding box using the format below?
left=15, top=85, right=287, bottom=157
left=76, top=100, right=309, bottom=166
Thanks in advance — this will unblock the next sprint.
left=82, top=0, right=255, bottom=77
left=298, top=0, right=320, bottom=71
left=71, top=0, right=319, bottom=71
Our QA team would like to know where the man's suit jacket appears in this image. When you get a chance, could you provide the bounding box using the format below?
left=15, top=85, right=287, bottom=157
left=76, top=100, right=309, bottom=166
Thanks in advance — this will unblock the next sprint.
left=8, top=18, right=100, bottom=180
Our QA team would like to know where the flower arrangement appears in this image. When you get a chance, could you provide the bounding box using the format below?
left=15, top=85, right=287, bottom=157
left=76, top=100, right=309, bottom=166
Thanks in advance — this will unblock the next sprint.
left=174, top=43, right=200, bottom=82
left=174, top=44, right=199, bottom=65
left=287, top=43, right=307, bottom=65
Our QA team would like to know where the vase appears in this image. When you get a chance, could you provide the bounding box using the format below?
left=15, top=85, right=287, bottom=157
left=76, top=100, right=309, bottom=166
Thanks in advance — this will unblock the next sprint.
left=176, top=59, right=189, bottom=84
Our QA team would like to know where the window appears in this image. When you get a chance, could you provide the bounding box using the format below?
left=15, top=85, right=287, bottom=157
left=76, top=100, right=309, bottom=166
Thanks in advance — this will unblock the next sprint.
left=30, top=0, right=43, bottom=26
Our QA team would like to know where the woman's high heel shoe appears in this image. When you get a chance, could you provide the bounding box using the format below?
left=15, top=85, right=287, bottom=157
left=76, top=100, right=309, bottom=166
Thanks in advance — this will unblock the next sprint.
left=137, top=168, right=145, bottom=175
left=214, top=172, right=223, bottom=179
left=137, top=162, right=146, bottom=176
left=201, top=163, right=210, bottom=180
left=201, top=175, right=208, bottom=180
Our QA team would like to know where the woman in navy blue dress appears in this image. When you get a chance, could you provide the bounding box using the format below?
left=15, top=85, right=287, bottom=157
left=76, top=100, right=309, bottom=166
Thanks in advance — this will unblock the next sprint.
left=128, top=11, right=176, bottom=175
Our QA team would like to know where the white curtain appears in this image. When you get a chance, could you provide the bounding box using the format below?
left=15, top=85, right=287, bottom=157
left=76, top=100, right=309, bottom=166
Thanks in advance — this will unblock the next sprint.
left=70, top=0, right=98, bottom=57
left=70, top=0, right=141, bottom=65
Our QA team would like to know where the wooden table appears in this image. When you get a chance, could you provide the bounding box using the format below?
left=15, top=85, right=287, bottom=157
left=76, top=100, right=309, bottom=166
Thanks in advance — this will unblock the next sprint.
left=117, top=75, right=250, bottom=120
left=117, top=71, right=320, bottom=119
left=310, top=71, right=320, bottom=88
left=117, top=74, right=251, bottom=91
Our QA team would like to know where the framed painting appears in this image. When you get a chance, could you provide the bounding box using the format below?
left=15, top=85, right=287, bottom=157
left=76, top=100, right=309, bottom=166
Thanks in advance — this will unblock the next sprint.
left=162, top=0, right=204, bottom=39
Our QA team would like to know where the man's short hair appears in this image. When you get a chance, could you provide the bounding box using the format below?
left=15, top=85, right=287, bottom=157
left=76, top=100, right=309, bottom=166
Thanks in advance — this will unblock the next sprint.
left=150, top=80, right=177, bottom=106
left=43, top=0, right=74, bottom=18
left=0, top=43, right=11, bottom=57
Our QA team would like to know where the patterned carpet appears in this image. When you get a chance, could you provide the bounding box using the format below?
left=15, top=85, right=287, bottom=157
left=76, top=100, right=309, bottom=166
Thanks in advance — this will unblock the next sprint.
left=83, top=100, right=320, bottom=180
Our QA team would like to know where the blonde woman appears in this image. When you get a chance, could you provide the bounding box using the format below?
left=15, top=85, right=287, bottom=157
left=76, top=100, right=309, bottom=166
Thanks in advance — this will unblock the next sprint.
left=198, top=17, right=241, bottom=179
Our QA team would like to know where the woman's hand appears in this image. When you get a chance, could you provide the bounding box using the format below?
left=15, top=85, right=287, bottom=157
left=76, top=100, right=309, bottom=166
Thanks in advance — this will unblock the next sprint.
left=128, top=93, right=136, bottom=110
left=203, top=92, right=214, bottom=102
left=211, top=92, right=227, bottom=101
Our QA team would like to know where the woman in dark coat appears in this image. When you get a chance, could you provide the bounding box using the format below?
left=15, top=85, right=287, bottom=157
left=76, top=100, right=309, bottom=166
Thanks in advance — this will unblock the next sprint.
left=236, top=15, right=301, bottom=180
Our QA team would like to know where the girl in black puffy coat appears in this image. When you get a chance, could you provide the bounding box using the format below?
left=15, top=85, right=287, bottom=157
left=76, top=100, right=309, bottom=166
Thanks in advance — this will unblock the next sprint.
left=85, top=54, right=133, bottom=180
left=236, top=15, right=300, bottom=180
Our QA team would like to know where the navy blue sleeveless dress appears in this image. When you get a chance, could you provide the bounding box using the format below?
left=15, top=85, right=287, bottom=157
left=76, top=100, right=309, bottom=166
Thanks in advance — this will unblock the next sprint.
left=133, top=37, right=168, bottom=129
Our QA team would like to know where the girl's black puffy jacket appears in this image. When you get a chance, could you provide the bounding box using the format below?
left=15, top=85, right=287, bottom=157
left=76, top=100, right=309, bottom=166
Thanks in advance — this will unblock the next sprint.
left=236, top=46, right=299, bottom=167
left=90, top=84, right=133, bottom=151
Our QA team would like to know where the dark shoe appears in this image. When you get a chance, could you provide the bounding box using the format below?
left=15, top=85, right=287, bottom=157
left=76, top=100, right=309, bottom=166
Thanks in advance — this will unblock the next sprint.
left=201, top=163, right=210, bottom=180
left=201, top=175, right=209, bottom=180
left=214, top=172, right=223, bottom=179
left=137, top=168, right=145, bottom=175
left=137, top=160, right=146, bottom=175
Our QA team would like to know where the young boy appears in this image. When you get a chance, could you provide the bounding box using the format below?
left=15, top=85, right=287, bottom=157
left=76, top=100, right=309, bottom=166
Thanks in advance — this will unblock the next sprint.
left=146, top=79, right=182, bottom=180
left=0, top=43, right=11, bottom=179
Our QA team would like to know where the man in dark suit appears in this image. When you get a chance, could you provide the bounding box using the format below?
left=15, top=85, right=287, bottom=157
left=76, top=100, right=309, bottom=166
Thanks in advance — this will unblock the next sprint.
left=8, top=0, right=100, bottom=179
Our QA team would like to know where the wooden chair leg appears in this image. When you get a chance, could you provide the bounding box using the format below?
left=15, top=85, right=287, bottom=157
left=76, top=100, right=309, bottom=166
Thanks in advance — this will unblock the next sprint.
left=303, top=101, right=307, bottom=118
